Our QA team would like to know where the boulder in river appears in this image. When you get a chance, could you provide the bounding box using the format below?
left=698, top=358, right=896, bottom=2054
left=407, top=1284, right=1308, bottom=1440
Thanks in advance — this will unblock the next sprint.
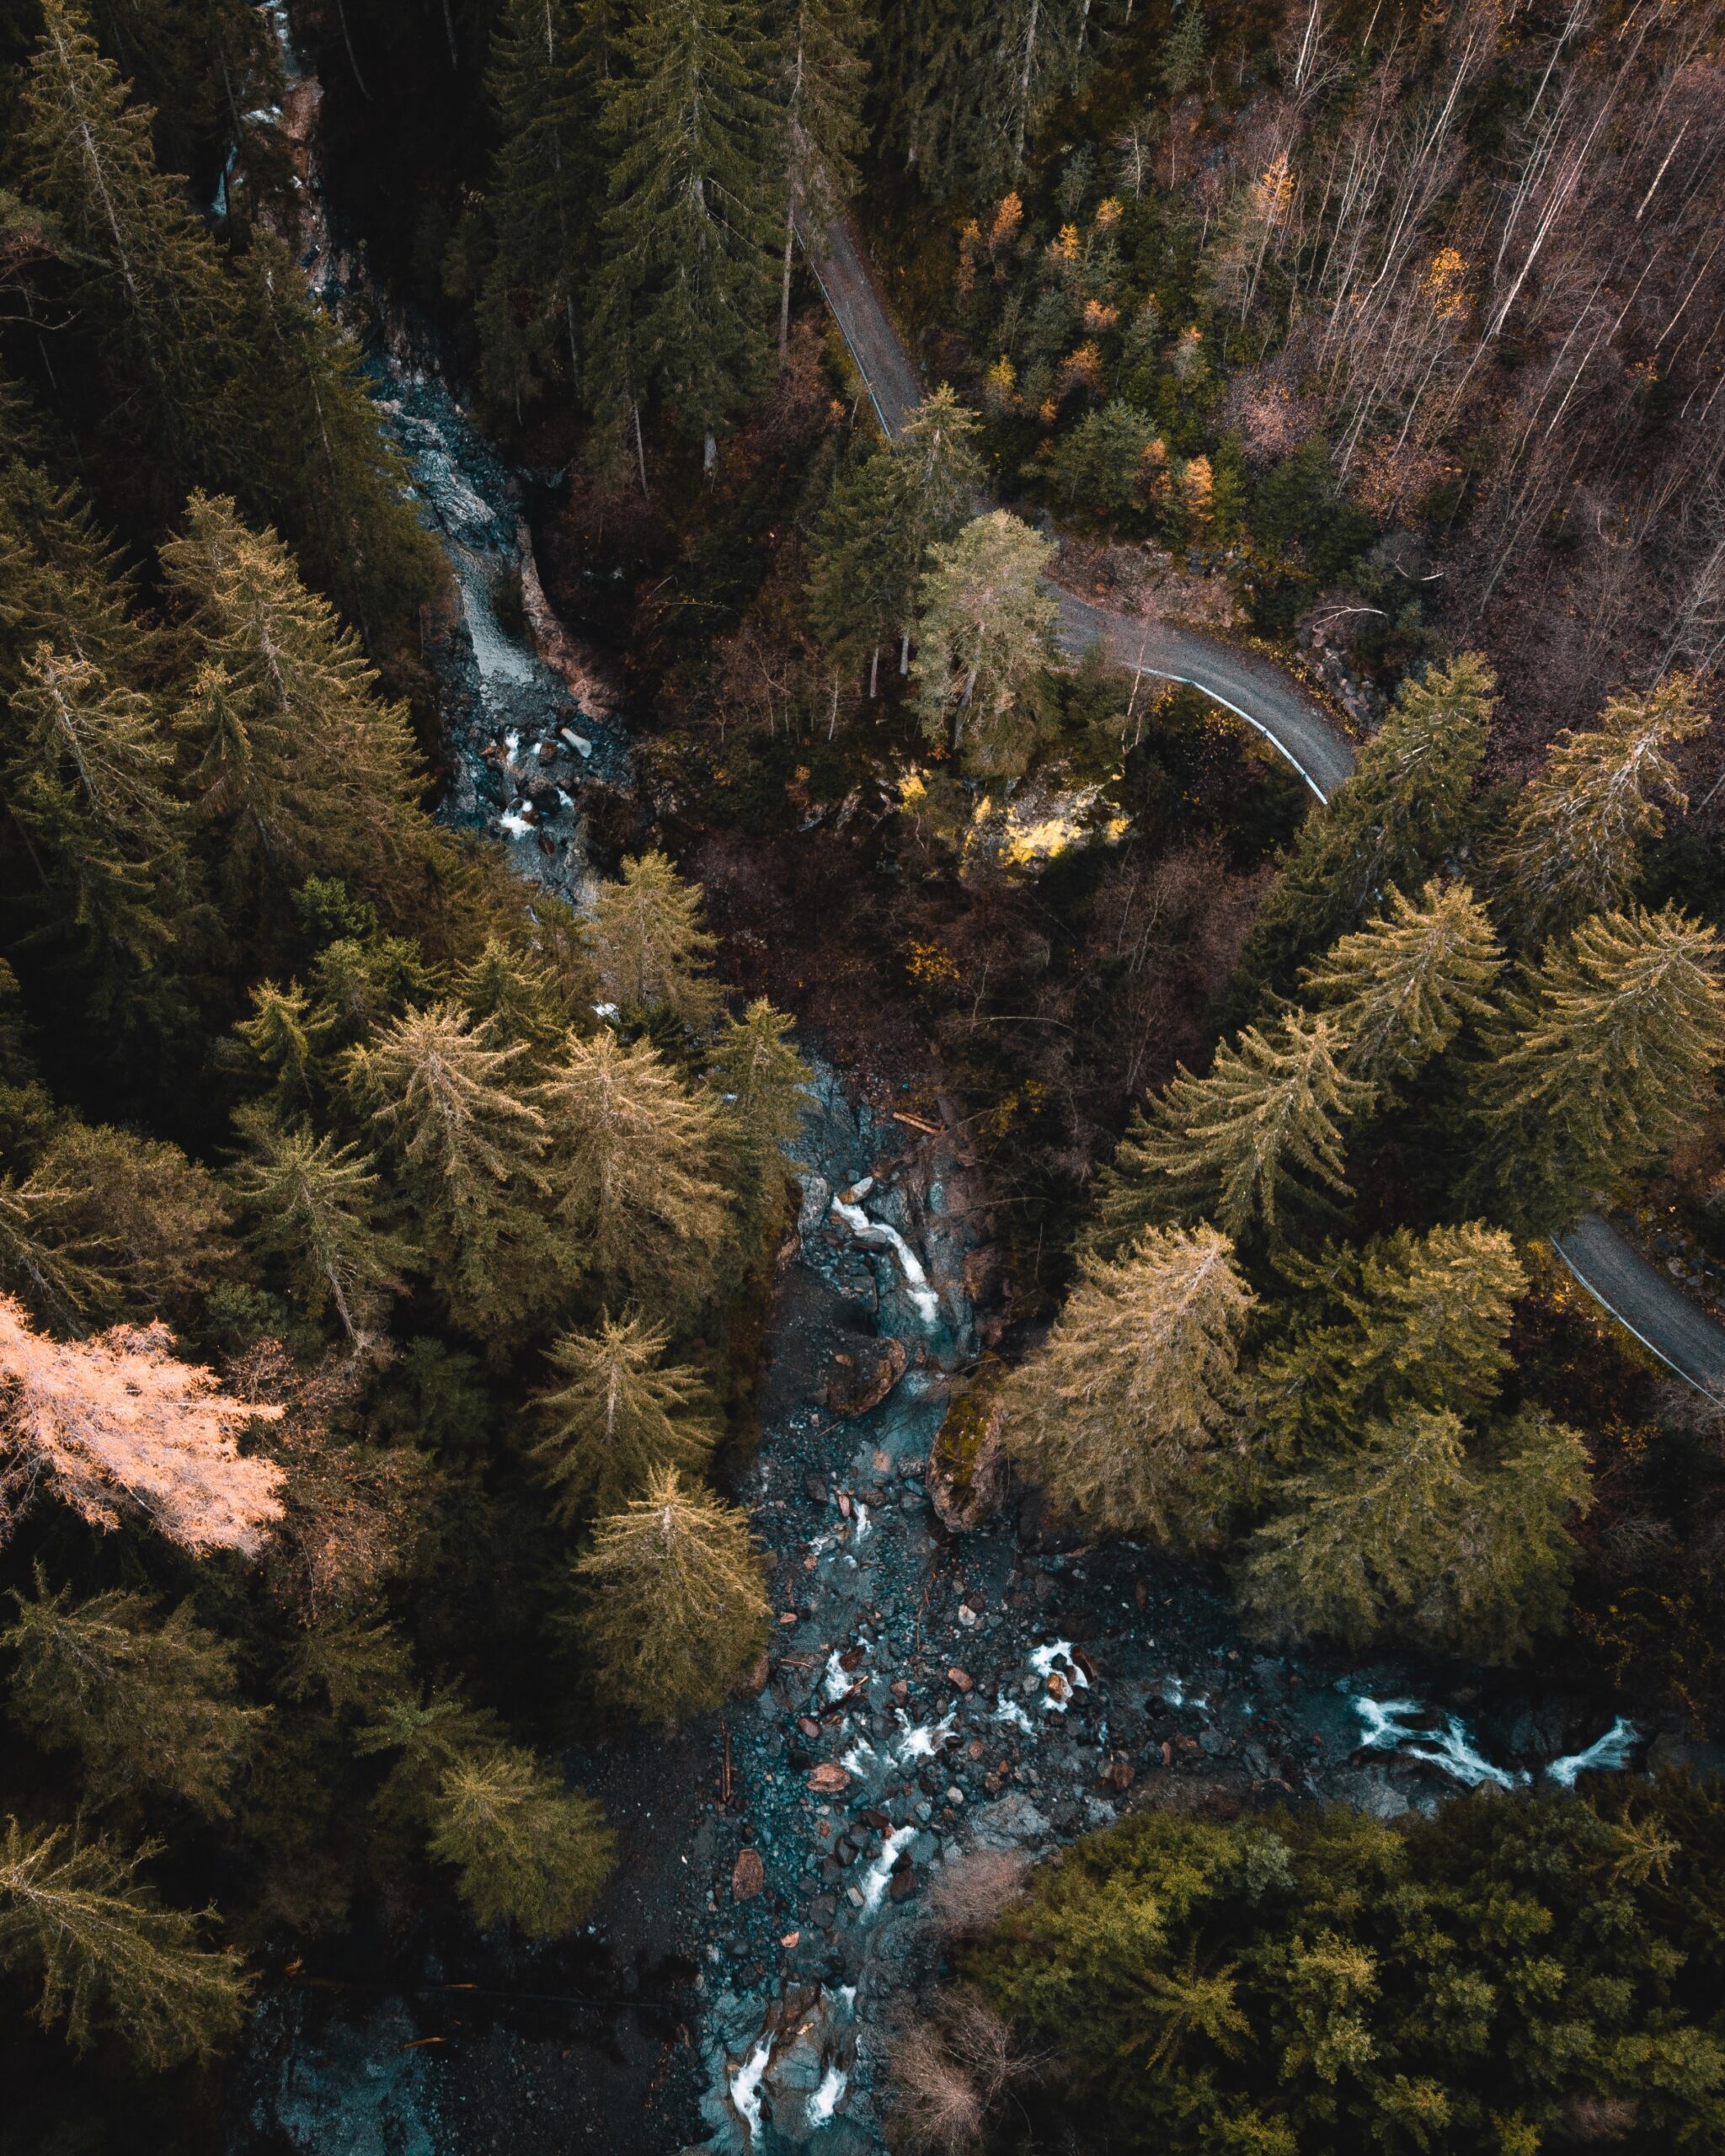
left=826, top=1336, right=908, bottom=1416
left=731, top=1848, right=766, bottom=1901
left=928, top=1362, right=1011, bottom=1529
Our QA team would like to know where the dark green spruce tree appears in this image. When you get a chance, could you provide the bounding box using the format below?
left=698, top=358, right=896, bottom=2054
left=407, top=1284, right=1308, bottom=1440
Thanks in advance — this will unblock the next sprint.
left=13, top=1, right=232, bottom=500
left=807, top=387, right=984, bottom=694
left=591, top=0, right=782, bottom=457
left=1227, top=653, right=1497, bottom=1011
left=453, top=0, right=608, bottom=419
left=227, top=234, right=446, bottom=654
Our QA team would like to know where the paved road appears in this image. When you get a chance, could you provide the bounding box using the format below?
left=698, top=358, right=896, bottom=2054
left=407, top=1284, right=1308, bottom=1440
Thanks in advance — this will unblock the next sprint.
left=802, top=213, right=1725, bottom=1397
left=1552, top=1215, right=1725, bottom=1396
left=804, top=219, right=1357, bottom=801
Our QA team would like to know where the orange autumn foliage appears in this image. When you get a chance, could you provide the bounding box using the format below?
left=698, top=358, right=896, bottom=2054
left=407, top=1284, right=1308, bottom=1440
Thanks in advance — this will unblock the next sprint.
left=0, top=1296, right=285, bottom=1555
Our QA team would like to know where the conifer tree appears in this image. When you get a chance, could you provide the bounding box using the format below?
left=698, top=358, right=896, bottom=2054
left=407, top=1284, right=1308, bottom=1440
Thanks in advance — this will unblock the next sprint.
left=0, top=456, right=136, bottom=692
left=461, top=0, right=605, bottom=416
left=879, top=0, right=1091, bottom=200
left=590, top=0, right=782, bottom=450
left=1348, top=1222, right=1525, bottom=1414
left=1491, top=675, right=1710, bottom=945
left=0, top=1171, right=120, bottom=1334
left=522, top=892, right=603, bottom=1015
left=15, top=2, right=232, bottom=490
left=1001, top=1225, right=1253, bottom=1543
left=1298, top=879, right=1503, bottom=1084
left=79, top=0, right=271, bottom=187
left=1258, top=1222, right=1527, bottom=1462
left=228, top=1113, right=417, bottom=1346
left=306, top=935, right=441, bottom=1054
left=3, top=1570, right=267, bottom=1818
left=0, top=1816, right=250, bottom=2066
left=1237, top=1402, right=1589, bottom=1658
left=1468, top=905, right=1725, bottom=1233
left=1092, top=1013, right=1372, bottom=1251
left=912, top=509, right=1058, bottom=771
left=570, top=1467, right=771, bottom=1721
left=226, top=234, right=446, bottom=649
left=807, top=448, right=906, bottom=687
left=541, top=1031, right=729, bottom=1311
left=586, top=851, right=720, bottom=1031
left=457, top=936, right=571, bottom=1059
left=807, top=387, right=984, bottom=690
left=8, top=643, right=178, bottom=855
left=359, top=1685, right=505, bottom=1827
left=530, top=1311, right=718, bottom=1519
left=1230, top=653, right=1497, bottom=1006
left=708, top=997, right=813, bottom=1214
left=24, top=1122, right=236, bottom=1327
left=232, top=979, right=334, bottom=1121
left=4, top=643, right=194, bottom=1025
left=162, top=495, right=425, bottom=910
left=773, top=0, right=870, bottom=348
left=348, top=1003, right=565, bottom=1337
left=426, top=1746, right=614, bottom=1938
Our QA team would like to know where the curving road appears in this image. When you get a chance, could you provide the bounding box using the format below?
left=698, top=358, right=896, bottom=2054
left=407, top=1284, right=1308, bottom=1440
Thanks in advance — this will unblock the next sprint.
left=803, top=219, right=1357, bottom=800
left=1552, top=1216, right=1725, bottom=1396
left=801, top=214, right=1725, bottom=1397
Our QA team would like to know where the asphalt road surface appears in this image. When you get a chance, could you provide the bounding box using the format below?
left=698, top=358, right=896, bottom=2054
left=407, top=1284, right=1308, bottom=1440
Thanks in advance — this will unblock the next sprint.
left=1552, top=1215, right=1725, bottom=1396
left=802, top=212, right=1725, bottom=1399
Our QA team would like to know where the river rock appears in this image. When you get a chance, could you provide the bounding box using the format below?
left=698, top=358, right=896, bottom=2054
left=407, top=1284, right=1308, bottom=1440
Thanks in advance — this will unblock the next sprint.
left=927, top=1368, right=1011, bottom=1530
left=808, top=1762, right=851, bottom=1796
left=969, top=1791, right=1053, bottom=1849
left=826, top=1337, right=908, bottom=1417
left=732, top=1848, right=766, bottom=1901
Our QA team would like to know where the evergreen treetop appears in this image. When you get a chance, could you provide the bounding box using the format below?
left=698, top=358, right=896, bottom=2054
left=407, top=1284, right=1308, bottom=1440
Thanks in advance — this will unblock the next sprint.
left=347, top=1002, right=564, bottom=1336
left=1001, top=1224, right=1254, bottom=1542
left=1470, top=904, right=1725, bottom=1232
left=1493, top=675, right=1709, bottom=946
left=1237, top=1401, right=1589, bottom=1657
left=227, top=1112, right=417, bottom=1346
left=0, top=1815, right=251, bottom=2067
left=426, top=1746, right=614, bottom=1939
left=806, top=390, right=985, bottom=687
left=162, top=495, right=425, bottom=909
left=570, top=1465, right=771, bottom=1722
left=708, top=997, right=813, bottom=1211
left=973, top=1782, right=1725, bottom=2152
left=586, top=851, right=720, bottom=1030
left=590, top=0, right=782, bottom=443
left=542, top=1029, right=730, bottom=1313
left=456, top=0, right=603, bottom=417
left=1297, top=878, right=1503, bottom=1083
left=1256, top=1220, right=1527, bottom=1465
left=529, top=1310, right=719, bottom=1519
left=1092, top=1011, right=1373, bottom=1249
left=16, top=1, right=231, bottom=485
left=912, top=508, right=1058, bottom=772
left=1230, top=652, right=1497, bottom=1006
left=3, top=1569, right=267, bottom=1819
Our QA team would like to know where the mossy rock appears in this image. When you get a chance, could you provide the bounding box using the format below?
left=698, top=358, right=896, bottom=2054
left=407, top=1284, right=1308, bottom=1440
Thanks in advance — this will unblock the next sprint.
left=930, top=1358, right=1011, bottom=1528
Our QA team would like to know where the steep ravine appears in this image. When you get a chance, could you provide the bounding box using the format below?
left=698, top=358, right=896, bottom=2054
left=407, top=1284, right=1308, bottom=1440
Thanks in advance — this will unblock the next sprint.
left=222, top=23, right=1653, bottom=2147
left=224, top=319, right=1652, bottom=2156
